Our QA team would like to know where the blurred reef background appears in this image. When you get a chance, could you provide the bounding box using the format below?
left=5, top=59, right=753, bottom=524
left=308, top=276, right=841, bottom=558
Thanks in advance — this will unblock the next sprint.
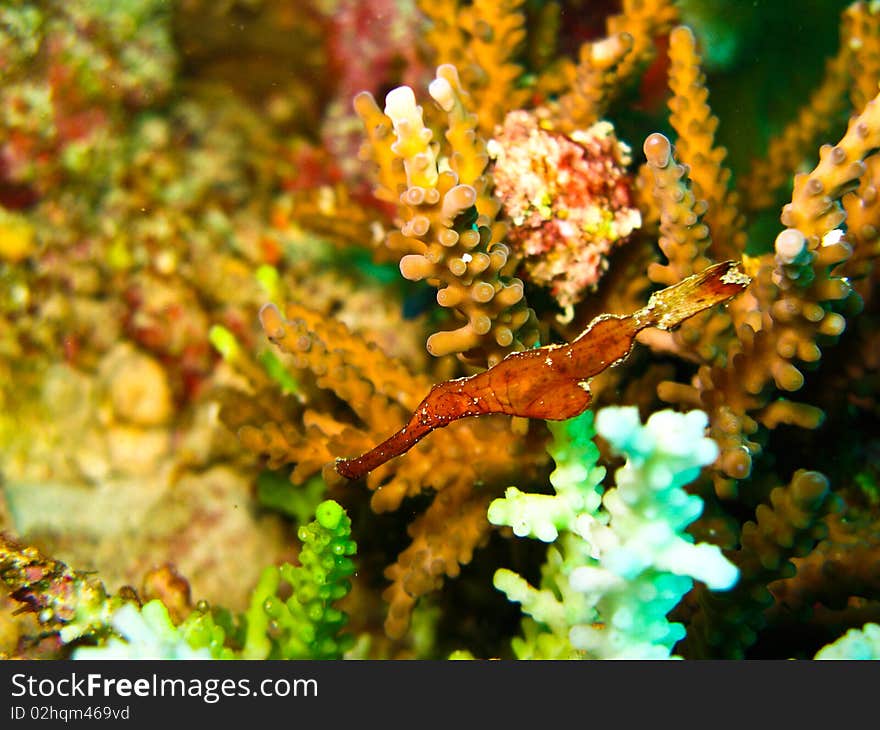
left=2, top=0, right=880, bottom=660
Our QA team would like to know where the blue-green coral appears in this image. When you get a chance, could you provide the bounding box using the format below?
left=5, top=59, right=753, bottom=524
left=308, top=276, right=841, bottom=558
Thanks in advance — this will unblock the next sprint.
left=489, top=406, right=739, bottom=659
left=814, top=623, right=880, bottom=659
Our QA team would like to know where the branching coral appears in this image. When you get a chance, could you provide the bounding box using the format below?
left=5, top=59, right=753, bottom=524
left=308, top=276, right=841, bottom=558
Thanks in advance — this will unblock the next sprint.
left=355, top=64, right=538, bottom=367
left=241, top=500, right=357, bottom=660
left=489, top=407, right=738, bottom=659
left=679, top=470, right=838, bottom=659
left=642, top=132, right=734, bottom=366
left=815, top=622, right=880, bottom=659
left=665, top=26, right=746, bottom=263
left=239, top=298, right=548, bottom=639
left=738, top=46, right=851, bottom=214
left=769, top=510, right=880, bottom=617
left=651, top=79, right=874, bottom=497
left=71, top=600, right=216, bottom=660
left=554, top=0, right=679, bottom=133
left=417, top=0, right=530, bottom=137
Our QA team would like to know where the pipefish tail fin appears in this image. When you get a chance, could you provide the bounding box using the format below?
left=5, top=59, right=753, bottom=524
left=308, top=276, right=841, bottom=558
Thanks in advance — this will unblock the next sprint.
left=637, top=260, right=751, bottom=330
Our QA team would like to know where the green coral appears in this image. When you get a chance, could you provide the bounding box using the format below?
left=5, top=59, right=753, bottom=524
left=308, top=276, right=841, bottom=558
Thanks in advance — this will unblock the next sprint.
left=489, top=407, right=739, bottom=659
left=488, top=412, right=606, bottom=544
left=242, top=499, right=357, bottom=659
left=256, top=470, right=326, bottom=525
left=489, top=412, right=606, bottom=659
left=70, top=599, right=234, bottom=660
left=176, top=603, right=236, bottom=659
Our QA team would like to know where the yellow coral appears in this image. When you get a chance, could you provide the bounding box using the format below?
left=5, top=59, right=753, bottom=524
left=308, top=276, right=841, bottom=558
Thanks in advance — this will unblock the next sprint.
left=666, top=26, right=745, bottom=262
left=642, top=133, right=732, bottom=367
left=844, top=1, right=880, bottom=114
left=0, top=208, right=36, bottom=263
left=655, top=89, right=880, bottom=496
left=418, top=0, right=530, bottom=137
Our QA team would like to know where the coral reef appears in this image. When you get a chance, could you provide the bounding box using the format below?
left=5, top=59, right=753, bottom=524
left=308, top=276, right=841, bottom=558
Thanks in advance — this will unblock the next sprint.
left=1, top=0, right=879, bottom=661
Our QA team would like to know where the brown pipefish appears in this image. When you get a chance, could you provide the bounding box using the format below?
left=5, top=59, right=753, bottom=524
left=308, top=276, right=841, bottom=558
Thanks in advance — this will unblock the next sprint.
left=262, top=260, right=750, bottom=481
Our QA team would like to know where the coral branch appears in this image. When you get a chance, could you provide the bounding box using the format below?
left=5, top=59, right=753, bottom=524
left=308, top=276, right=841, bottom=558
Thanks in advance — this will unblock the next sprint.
left=680, top=470, right=837, bottom=659
left=355, top=65, right=539, bottom=366
left=642, top=131, right=736, bottom=365
left=556, top=0, right=679, bottom=131
left=666, top=26, right=746, bottom=262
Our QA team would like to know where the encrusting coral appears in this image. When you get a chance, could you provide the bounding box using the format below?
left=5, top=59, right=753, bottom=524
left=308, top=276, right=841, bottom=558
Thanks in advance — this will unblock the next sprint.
left=2, top=0, right=880, bottom=661
left=489, top=110, right=641, bottom=313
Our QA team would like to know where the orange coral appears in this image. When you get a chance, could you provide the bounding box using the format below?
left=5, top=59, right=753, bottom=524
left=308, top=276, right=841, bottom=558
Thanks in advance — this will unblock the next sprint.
left=235, top=300, right=548, bottom=638
left=555, top=0, right=679, bottom=133
left=355, top=65, right=538, bottom=367
left=418, top=0, right=530, bottom=137
left=653, top=86, right=880, bottom=497
left=842, top=153, right=880, bottom=296
left=641, top=132, right=730, bottom=366
left=665, top=26, right=745, bottom=262
left=844, top=1, right=880, bottom=115
left=771, top=511, right=880, bottom=614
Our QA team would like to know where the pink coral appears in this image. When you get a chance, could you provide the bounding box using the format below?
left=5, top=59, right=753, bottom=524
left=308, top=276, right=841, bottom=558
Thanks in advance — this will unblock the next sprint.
left=489, top=110, right=641, bottom=315
left=319, top=0, right=428, bottom=185
left=323, top=0, right=423, bottom=103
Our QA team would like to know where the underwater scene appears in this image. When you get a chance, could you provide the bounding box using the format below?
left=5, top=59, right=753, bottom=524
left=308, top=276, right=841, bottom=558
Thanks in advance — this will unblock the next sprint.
left=1, top=0, right=879, bottom=661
